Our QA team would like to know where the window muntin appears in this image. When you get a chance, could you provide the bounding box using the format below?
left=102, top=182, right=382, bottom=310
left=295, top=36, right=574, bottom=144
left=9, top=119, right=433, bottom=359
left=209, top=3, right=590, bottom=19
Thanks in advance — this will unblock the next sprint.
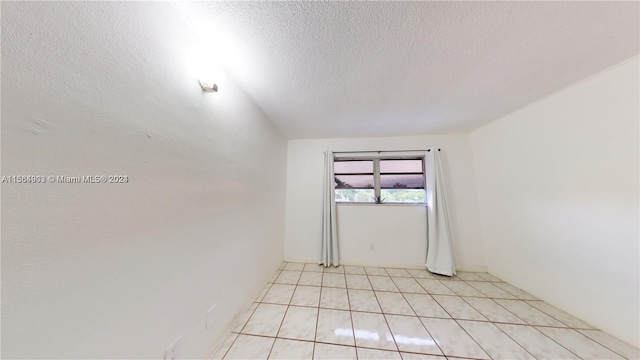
left=334, top=157, right=425, bottom=204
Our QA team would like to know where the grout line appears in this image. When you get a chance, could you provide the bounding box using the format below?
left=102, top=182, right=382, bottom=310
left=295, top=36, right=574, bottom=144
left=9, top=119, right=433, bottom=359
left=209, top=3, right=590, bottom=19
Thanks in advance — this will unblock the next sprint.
left=396, top=278, right=447, bottom=357
left=311, top=264, right=325, bottom=359
left=223, top=263, right=635, bottom=360
left=265, top=266, right=302, bottom=359
left=365, top=272, right=402, bottom=354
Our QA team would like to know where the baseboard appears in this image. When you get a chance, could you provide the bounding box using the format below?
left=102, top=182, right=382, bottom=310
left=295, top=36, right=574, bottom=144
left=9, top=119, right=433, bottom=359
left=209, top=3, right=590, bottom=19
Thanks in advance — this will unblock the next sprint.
left=456, top=265, right=488, bottom=273
left=285, top=258, right=487, bottom=273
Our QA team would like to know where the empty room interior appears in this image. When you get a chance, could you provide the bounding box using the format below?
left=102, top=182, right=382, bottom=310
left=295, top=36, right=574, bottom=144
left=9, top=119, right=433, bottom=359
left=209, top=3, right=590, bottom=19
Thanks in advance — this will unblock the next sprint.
left=2, top=1, right=639, bottom=360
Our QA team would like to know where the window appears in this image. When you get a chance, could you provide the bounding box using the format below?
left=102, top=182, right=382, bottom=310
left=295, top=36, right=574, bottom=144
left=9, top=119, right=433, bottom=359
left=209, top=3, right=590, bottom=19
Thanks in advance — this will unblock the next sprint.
left=334, top=158, right=425, bottom=203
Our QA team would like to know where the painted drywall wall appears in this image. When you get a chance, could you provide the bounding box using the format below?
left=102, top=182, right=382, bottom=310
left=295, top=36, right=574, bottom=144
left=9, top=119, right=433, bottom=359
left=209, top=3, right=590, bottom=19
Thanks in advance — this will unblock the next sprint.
left=285, top=135, right=485, bottom=271
left=1, top=2, right=286, bottom=359
left=338, top=205, right=428, bottom=267
left=470, top=57, right=639, bottom=347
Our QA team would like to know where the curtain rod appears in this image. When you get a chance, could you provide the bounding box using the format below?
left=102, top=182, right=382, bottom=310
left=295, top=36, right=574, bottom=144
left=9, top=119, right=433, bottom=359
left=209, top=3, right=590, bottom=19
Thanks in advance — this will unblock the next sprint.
left=332, top=149, right=440, bottom=154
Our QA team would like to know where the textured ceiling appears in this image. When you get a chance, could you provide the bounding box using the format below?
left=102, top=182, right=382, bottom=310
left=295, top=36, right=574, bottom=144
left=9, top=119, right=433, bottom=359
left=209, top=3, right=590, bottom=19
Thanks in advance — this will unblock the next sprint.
left=174, top=1, right=639, bottom=139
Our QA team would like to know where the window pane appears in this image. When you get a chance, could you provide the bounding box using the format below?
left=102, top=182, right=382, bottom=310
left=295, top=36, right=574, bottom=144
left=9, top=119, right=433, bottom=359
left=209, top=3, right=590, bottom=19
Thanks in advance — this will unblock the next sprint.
left=334, top=160, right=373, bottom=174
left=379, top=159, right=423, bottom=173
left=381, top=189, right=425, bottom=203
left=335, top=175, right=375, bottom=189
left=335, top=189, right=375, bottom=202
left=380, top=174, right=425, bottom=189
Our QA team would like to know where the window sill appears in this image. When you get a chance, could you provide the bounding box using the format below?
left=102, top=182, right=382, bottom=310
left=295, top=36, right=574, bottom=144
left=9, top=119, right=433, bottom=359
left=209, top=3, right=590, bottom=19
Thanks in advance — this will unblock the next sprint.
left=336, top=202, right=427, bottom=207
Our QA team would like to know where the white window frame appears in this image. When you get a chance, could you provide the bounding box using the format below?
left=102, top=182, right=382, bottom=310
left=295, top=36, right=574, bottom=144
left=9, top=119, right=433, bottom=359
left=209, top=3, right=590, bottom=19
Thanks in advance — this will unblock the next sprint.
left=334, top=154, right=426, bottom=205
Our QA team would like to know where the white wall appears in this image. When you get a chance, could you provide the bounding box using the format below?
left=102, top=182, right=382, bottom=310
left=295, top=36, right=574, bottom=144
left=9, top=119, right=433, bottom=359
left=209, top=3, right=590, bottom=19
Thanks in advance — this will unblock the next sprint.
left=1, top=3, right=286, bottom=359
left=285, top=135, right=485, bottom=270
left=470, top=57, right=639, bottom=347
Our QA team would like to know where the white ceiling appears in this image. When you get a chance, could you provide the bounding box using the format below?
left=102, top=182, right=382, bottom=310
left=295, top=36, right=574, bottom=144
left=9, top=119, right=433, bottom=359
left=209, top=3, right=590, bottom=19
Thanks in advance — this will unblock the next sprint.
left=173, top=1, right=639, bottom=139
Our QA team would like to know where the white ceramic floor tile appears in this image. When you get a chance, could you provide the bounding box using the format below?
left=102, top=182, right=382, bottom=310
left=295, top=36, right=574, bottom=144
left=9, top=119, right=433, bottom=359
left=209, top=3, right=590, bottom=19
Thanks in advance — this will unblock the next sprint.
left=420, top=318, right=489, bottom=359
left=431, top=295, right=487, bottom=321
left=268, top=338, right=314, bottom=359
left=536, top=326, right=624, bottom=359
left=455, top=272, right=485, bottom=281
left=316, top=308, right=355, bottom=346
left=415, top=279, right=455, bottom=295
left=232, top=302, right=259, bottom=332
left=290, top=286, right=321, bottom=307
left=466, top=281, right=517, bottom=299
left=494, top=299, right=566, bottom=327
left=376, top=292, right=415, bottom=315
left=384, top=314, right=443, bottom=356
left=320, top=287, right=350, bottom=310
left=224, top=334, right=275, bottom=360
left=365, top=267, right=389, bottom=276
left=578, top=330, right=640, bottom=359
left=313, top=343, right=357, bottom=360
left=392, top=277, right=426, bottom=294
left=218, top=263, right=637, bottom=360
left=269, top=271, right=282, bottom=283
left=440, top=281, right=485, bottom=297
left=457, top=320, right=534, bottom=359
left=243, top=303, right=288, bottom=337
left=493, top=283, right=537, bottom=300
left=369, top=276, right=400, bottom=292
left=403, top=294, right=449, bottom=318
left=278, top=306, right=319, bottom=341
left=284, top=262, right=306, bottom=271
left=304, top=263, right=324, bottom=272
left=385, top=268, right=411, bottom=277
left=348, top=289, right=382, bottom=313
left=256, top=283, right=273, bottom=302
left=463, top=297, right=526, bottom=324
left=357, top=348, right=402, bottom=360
left=322, top=273, right=347, bottom=288
left=496, top=324, right=579, bottom=359
left=299, top=272, right=323, bottom=286
left=263, top=284, right=296, bottom=305
left=211, top=332, right=238, bottom=360
left=278, top=262, right=286, bottom=270
left=351, top=311, right=396, bottom=350
left=324, top=266, right=344, bottom=273
left=346, top=274, right=373, bottom=290
left=399, top=353, right=445, bottom=360
left=526, top=301, right=595, bottom=329
left=344, top=265, right=366, bottom=275
left=475, top=273, right=503, bottom=282
left=276, top=271, right=302, bottom=285
left=406, top=269, right=434, bottom=279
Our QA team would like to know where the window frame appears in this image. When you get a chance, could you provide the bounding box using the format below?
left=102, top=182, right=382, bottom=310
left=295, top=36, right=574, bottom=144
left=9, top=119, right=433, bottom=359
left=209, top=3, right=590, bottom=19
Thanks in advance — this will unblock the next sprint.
left=334, top=155, right=426, bottom=205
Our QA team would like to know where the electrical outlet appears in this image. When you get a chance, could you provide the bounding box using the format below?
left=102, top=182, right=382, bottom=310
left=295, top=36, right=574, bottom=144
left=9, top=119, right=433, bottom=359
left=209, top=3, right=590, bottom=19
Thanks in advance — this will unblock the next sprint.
left=164, top=336, right=182, bottom=360
left=206, top=304, right=217, bottom=330
left=370, top=244, right=375, bottom=251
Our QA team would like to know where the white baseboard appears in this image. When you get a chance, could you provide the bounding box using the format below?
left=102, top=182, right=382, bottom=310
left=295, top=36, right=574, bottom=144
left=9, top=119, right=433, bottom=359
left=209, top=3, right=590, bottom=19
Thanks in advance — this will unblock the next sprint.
left=285, top=258, right=487, bottom=273
left=456, top=265, right=488, bottom=273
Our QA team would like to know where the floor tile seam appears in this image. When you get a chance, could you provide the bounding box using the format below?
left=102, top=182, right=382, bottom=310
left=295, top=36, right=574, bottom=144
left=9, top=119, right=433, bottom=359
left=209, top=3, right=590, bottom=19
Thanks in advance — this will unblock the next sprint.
left=217, top=332, right=240, bottom=360
left=396, top=284, right=447, bottom=357
left=364, top=269, right=402, bottom=353
left=266, top=271, right=300, bottom=360
left=344, top=284, right=360, bottom=360
left=523, top=301, right=594, bottom=330
left=312, top=266, right=327, bottom=359
left=575, top=330, right=638, bottom=359
left=506, top=323, right=583, bottom=359
left=447, top=314, right=496, bottom=359
left=458, top=296, right=522, bottom=325
left=532, top=325, right=628, bottom=359
left=493, top=300, right=570, bottom=328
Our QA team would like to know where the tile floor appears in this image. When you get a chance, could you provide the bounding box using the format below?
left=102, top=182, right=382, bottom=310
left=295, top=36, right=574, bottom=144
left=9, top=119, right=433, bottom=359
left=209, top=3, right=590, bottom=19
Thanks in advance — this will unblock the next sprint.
left=212, top=262, right=640, bottom=360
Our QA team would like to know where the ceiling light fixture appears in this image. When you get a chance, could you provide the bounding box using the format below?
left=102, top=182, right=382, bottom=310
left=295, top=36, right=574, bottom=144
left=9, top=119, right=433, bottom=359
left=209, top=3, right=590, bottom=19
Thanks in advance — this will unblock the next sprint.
left=186, top=44, right=225, bottom=93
